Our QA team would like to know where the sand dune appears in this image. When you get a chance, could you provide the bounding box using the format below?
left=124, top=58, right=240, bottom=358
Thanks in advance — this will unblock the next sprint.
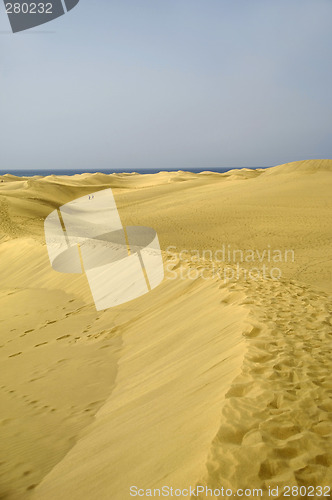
left=0, top=159, right=331, bottom=499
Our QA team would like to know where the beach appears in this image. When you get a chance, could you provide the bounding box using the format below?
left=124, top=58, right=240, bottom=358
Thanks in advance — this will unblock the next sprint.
left=0, top=159, right=331, bottom=499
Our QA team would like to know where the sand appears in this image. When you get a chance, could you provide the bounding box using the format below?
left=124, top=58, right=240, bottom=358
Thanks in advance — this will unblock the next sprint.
left=0, top=159, right=331, bottom=499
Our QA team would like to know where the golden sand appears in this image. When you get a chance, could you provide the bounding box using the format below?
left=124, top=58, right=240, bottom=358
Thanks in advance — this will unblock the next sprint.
left=0, top=159, right=331, bottom=499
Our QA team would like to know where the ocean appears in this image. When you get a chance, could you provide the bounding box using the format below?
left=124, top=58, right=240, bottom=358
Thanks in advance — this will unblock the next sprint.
left=0, top=166, right=270, bottom=177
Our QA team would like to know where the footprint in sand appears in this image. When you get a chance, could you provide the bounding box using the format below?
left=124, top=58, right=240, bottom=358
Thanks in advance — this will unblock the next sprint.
left=199, top=278, right=332, bottom=498
left=56, top=335, right=71, bottom=341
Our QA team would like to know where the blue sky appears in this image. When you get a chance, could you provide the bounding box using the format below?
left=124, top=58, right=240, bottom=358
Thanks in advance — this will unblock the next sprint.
left=0, top=0, right=331, bottom=170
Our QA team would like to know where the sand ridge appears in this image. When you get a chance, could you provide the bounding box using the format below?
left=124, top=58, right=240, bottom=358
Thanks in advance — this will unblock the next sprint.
left=30, top=261, right=252, bottom=500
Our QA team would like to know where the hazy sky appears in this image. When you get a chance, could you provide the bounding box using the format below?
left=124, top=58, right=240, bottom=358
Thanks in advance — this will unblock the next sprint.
left=0, top=0, right=331, bottom=170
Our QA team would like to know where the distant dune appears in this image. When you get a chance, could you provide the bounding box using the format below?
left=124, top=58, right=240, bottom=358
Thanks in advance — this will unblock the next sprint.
left=0, top=160, right=331, bottom=499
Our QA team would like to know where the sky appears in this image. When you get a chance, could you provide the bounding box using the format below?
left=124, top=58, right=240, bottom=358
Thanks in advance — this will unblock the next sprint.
left=0, top=0, right=331, bottom=171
